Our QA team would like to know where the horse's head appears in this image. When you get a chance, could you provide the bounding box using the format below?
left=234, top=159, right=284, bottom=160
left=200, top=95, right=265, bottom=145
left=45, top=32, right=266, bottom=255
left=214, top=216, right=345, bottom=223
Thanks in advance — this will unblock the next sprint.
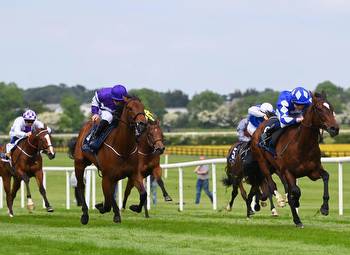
left=122, top=96, right=147, bottom=139
left=30, top=127, right=56, bottom=159
left=308, top=92, right=339, bottom=137
left=146, top=119, right=165, bottom=155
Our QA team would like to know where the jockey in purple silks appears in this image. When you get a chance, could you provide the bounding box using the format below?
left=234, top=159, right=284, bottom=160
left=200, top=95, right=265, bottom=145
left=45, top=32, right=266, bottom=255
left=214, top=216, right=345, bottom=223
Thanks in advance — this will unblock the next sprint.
left=0, top=109, right=51, bottom=159
left=83, top=84, right=128, bottom=152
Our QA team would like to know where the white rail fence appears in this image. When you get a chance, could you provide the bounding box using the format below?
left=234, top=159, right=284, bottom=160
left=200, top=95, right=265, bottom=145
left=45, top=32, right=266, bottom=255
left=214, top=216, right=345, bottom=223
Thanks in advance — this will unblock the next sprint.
left=0, top=157, right=349, bottom=215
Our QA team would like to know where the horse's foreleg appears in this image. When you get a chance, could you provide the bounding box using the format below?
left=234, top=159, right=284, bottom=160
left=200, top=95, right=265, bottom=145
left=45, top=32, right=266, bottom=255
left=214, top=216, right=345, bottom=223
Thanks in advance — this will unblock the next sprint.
left=156, top=176, right=172, bottom=202
left=75, top=163, right=89, bottom=225
left=269, top=192, right=278, bottom=216
left=34, top=170, right=53, bottom=212
left=130, top=175, right=147, bottom=215
left=3, top=175, right=14, bottom=217
left=110, top=181, right=121, bottom=223
left=226, top=184, right=239, bottom=211
left=285, top=169, right=303, bottom=228
left=246, top=185, right=256, bottom=218
left=309, top=168, right=329, bottom=216
left=122, top=178, right=134, bottom=209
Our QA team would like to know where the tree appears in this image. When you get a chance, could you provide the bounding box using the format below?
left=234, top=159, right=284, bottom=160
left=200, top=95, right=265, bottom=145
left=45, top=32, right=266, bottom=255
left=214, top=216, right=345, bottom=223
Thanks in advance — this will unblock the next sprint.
left=59, top=96, right=85, bottom=132
left=129, top=88, right=166, bottom=119
left=161, top=90, right=189, bottom=107
left=0, top=82, right=24, bottom=132
left=187, top=90, right=225, bottom=117
left=315, top=81, right=344, bottom=113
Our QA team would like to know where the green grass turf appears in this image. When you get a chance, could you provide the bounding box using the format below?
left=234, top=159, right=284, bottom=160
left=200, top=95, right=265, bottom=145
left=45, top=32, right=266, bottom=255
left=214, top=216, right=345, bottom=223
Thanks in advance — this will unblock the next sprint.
left=0, top=153, right=349, bottom=255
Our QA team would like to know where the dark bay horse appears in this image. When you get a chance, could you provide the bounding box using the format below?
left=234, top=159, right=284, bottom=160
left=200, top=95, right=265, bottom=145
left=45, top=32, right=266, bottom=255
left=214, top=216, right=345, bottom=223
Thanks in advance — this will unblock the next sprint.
left=68, top=96, right=147, bottom=224
left=121, top=119, right=172, bottom=217
left=0, top=127, right=55, bottom=217
left=223, top=142, right=280, bottom=218
left=251, top=92, right=339, bottom=227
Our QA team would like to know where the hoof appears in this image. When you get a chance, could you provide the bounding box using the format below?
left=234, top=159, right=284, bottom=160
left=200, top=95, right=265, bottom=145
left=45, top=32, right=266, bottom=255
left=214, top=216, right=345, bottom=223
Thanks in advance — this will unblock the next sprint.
left=8, top=210, right=14, bottom=218
left=113, top=215, right=121, bottom=223
left=95, top=203, right=104, bottom=213
left=295, top=223, right=304, bottom=228
left=226, top=204, right=232, bottom=211
left=81, top=214, right=89, bottom=225
left=254, top=204, right=261, bottom=212
left=260, top=201, right=267, bottom=207
left=320, top=206, right=329, bottom=216
left=271, top=208, right=278, bottom=217
left=247, top=210, right=255, bottom=217
left=47, top=206, right=54, bottom=213
left=27, top=199, right=35, bottom=213
left=129, top=205, right=142, bottom=213
left=164, top=195, right=173, bottom=202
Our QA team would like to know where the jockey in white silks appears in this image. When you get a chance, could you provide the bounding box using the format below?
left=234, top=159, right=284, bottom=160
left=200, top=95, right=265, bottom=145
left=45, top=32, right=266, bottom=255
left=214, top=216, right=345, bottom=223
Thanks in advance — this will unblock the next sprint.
left=0, top=109, right=51, bottom=159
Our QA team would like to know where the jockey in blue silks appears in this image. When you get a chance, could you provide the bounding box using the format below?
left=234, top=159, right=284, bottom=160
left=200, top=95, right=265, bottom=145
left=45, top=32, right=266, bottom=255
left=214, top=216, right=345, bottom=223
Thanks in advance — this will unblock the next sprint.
left=247, top=103, right=274, bottom=137
left=83, top=84, right=128, bottom=152
left=259, top=86, right=312, bottom=154
left=0, top=109, right=51, bottom=159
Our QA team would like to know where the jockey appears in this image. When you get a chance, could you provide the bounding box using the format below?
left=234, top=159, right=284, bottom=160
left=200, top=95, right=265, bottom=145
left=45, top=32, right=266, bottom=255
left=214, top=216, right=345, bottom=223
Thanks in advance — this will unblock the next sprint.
left=236, top=118, right=250, bottom=143
left=83, top=84, right=128, bottom=152
left=259, top=86, right=312, bottom=153
left=247, top=103, right=274, bottom=136
left=0, top=109, right=51, bottom=159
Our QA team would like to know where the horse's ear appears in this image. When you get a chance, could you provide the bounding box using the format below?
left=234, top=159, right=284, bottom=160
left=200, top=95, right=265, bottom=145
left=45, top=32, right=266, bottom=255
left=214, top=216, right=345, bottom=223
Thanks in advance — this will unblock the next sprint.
left=321, top=90, right=328, bottom=100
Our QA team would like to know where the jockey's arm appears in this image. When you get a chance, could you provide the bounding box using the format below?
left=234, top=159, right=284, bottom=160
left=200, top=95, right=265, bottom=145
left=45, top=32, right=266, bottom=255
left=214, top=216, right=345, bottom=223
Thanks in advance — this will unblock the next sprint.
left=91, top=91, right=100, bottom=116
left=33, top=120, right=52, bottom=133
left=10, top=118, right=27, bottom=138
left=277, top=102, right=298, bottom=128
left=248, top=105, right=265, bottom=118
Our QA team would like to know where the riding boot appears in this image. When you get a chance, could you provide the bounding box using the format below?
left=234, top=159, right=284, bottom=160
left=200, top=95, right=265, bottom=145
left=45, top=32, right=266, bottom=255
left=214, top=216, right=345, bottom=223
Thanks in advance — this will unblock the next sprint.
left=89, top=120, right=109, bottom=152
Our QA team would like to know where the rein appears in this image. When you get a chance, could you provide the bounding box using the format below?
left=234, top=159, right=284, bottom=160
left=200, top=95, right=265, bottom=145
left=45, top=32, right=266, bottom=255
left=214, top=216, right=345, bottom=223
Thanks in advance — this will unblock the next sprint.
left=103, top=142, right=138, bottom=158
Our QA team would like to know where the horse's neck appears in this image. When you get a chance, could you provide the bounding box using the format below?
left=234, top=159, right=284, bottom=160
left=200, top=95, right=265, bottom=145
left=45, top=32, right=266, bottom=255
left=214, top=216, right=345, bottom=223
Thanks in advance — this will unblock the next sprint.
left=110, top=117, right=136, bottom=153
left=138, top=133, right=153, bottom=153
left=296, top=109, right=320, bottom=155
left=15, top=139, right=38, bottom=159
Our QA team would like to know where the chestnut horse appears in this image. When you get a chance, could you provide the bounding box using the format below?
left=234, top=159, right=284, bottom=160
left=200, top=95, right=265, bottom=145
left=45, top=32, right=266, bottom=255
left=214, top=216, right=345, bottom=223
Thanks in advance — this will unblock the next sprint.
left=0, top=127, right=55, bottom=217
left=68, top=96, right=147, bottom=224
left=121, top=119, right=172, bottom=217
left=251, top=92, right=339, bottom=227
left=223, top=142, right=280, bottom=218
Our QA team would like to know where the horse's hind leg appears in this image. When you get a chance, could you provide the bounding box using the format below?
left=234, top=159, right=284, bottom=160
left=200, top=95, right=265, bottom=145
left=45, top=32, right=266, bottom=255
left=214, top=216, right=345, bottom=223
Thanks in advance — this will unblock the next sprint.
left=226, top=183, right=239, bottom=211
left=269, top=192, right=278, bottom=216
left=34, top=171, right=53, bottom=212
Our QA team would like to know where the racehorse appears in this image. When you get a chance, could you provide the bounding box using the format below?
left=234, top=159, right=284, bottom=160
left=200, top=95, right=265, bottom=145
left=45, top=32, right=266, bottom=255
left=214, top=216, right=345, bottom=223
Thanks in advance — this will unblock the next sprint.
left=251, top=92, right=339, bottom=227
left=121, top=118, right=172, bottom=217
left=223, top=142, right=280, bottom=218
left=68, top=96, right=147, bottom=224
left=0, top=127, right=55, bottom=217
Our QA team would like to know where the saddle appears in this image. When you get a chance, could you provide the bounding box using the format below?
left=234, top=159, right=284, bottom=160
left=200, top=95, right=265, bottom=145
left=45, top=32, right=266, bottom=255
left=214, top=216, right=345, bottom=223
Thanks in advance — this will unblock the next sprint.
left=82, top=124, right=115, bottom=153
left=227, top=141, right=250, bottom=165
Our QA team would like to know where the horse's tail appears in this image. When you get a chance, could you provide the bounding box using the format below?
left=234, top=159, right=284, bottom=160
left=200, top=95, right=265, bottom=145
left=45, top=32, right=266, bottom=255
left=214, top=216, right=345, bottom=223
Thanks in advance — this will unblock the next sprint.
left=67, top=137, right=78, bottom=159
left=222, top=164, right=234, bottom=187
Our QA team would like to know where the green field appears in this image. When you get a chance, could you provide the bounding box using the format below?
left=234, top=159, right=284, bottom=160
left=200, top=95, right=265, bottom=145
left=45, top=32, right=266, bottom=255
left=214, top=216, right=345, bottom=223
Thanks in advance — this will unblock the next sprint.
left=0, top=153, right=350, bottom=255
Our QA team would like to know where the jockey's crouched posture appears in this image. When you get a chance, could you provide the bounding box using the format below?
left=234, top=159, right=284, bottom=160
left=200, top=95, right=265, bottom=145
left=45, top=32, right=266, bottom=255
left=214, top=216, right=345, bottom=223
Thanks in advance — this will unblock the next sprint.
left=82, top=84, right=128, bottom=152
left=0, top=109, right=51, bottom=160
left=259, top=86, right=312, bottom=154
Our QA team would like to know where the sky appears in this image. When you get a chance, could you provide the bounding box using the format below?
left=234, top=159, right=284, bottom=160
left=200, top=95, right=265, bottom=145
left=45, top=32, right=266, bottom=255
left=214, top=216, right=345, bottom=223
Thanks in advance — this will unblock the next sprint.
left=1, top=0, right=350, bottom=96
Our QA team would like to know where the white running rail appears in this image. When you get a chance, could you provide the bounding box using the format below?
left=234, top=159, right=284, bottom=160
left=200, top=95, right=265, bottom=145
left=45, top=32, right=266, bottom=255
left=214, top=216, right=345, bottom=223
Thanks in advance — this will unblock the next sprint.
left=0, top=157, right=348, bottom=215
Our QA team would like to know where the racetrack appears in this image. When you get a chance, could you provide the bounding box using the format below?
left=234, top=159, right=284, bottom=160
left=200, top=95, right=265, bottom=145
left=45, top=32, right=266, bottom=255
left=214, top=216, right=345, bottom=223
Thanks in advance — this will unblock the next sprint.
left=0, top=153, right=349, bottom=255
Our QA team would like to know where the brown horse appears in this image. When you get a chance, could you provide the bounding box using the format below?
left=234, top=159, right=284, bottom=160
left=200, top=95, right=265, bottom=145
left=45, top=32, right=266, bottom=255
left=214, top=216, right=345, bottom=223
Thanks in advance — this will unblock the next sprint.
left=68, top=96, right=147, bottom=224
left=223, top=142, right=280, bottom=218
left=0, top=127, right=55, bottom=217
left=121, top=119, right=172, bottom=217
left=251, top=92, right=339, bottom=227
